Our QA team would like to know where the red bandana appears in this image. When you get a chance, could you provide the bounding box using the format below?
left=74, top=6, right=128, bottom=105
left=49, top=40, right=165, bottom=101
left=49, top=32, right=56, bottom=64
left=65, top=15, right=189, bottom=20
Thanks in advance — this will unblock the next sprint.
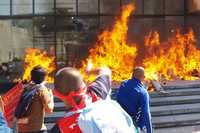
left=53, top=87, right=95, bottom=111
left=53, top=87, right=100, bottom=133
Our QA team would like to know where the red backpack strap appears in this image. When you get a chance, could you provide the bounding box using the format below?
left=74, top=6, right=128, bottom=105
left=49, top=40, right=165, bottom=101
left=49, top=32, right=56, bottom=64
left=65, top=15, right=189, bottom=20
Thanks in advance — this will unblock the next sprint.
left=56, top=87, right=100, bottom=133
left=57, top=113, right=82, bottom=133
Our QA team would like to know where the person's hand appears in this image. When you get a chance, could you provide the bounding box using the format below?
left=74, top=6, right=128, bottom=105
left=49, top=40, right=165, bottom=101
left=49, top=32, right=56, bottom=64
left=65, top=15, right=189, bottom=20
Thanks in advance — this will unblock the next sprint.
left=85, top=61, right=111, bottom=76
left=88, top=67, right=111, bottom=76
left=85, top=60, right=93, bottom=73
left=85, top=60, right=111, bottom=78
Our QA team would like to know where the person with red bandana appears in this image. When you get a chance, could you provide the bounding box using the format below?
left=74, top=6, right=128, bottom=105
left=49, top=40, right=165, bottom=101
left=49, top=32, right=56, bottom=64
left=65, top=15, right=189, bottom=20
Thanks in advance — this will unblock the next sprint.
left=50, top=66, right=112, bottom=133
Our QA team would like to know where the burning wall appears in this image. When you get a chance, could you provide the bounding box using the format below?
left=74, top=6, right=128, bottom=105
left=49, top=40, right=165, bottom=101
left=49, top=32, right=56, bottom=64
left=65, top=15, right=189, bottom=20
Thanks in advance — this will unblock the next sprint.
left=21, top=4, right=200, bottom=83
left=80, top=4, right=200, bottom=82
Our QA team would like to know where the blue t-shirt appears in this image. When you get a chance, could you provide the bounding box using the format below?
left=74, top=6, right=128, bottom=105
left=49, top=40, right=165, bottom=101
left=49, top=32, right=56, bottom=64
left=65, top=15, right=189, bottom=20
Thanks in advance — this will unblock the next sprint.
left=117, top=77, right=152, bottom=133
left=0, top=113, right=12, bottom=133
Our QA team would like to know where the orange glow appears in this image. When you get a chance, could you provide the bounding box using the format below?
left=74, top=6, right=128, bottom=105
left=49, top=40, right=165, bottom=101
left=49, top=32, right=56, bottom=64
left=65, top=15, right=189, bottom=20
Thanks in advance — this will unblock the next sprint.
left=22, top=48, right=55, bottom=82
left=81, top=4, right=200, bottom=82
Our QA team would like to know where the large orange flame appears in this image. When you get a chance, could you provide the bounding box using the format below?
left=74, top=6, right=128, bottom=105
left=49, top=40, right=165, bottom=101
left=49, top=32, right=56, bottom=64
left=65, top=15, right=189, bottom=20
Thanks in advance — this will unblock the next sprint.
left=81, top=4, right=200, bottom=82
left=81, top=4, right=137, bottom=81
left=22, top=48, right=55, bottom=82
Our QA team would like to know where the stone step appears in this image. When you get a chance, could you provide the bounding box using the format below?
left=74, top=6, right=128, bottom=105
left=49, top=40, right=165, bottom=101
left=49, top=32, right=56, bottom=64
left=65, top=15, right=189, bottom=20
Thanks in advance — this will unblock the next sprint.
left=163, top=85, right=200, bottom=91
left=50, top=102, right=200, bottom=118
left=151, top=103, right=200, bottom=116
left=150, top=88, right=200, bottom=98
left=45, top=116, right=59, bottom=124
left=108, top=88, right=200, bottom=99
left=164, top=84, right=200, bottom=90
left=154, top=125, right=200, bottom=133
left=151, top=95, right=200, bottom=106
left=153, top=113, right=200, bottom=129
left=54, top=95, right=200, bottom=107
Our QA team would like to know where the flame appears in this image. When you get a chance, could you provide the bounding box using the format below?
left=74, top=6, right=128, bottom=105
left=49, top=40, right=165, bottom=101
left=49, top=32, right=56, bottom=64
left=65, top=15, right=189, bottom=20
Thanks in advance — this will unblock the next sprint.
left=80, top=3, right=200, bottom=82
left=143, top=29, right=200, bottom=81
left=22, top=48, right=55, bottom=82
left=81, top=4, right=137, bottom=81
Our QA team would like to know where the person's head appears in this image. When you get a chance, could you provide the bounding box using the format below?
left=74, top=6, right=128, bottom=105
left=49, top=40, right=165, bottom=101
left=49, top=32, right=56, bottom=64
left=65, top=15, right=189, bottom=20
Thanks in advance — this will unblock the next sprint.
left=54, top=67, right=84, bottom=96
left=31, top=65, right=47, bottom=84
left=132, top=67, right=145, bottom=81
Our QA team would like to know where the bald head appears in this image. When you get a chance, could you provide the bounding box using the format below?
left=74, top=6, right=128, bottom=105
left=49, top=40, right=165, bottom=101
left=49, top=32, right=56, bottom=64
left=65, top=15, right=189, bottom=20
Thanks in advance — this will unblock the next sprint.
left=54, top=67, right=84, bottom=95
left=132, top=67, right=145, bottom=81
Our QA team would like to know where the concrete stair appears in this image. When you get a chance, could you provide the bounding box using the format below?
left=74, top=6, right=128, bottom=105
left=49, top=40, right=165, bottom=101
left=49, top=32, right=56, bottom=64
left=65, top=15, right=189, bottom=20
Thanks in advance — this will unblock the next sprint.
left=151, top=85, right=200, bottom=133
left=45, top=85, right=200, bottom=132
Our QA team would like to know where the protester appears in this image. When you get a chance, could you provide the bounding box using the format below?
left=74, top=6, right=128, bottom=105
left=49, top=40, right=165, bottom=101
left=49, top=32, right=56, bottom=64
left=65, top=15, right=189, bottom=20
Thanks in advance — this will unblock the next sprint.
left=117, top=67, right=153, bottom=133
left=50, top=66, right=111, bottom=132
left=16, top=66, right=54, bottom=133
left=51, top=66, right=137, bottom=133
left=0, top=96, right=12, bottom=133
left=0, top=63, right=10, bottom=83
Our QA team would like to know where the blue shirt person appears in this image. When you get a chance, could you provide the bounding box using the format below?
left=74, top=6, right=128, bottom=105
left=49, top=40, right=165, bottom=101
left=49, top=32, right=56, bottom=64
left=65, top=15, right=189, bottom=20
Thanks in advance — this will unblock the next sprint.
left=117, top=67, right=153, bottom=133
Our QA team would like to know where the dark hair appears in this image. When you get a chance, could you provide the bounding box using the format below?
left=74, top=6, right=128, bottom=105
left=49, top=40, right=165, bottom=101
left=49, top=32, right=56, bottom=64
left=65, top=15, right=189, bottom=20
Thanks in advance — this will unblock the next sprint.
left=31, top=65, right=47, bottom=84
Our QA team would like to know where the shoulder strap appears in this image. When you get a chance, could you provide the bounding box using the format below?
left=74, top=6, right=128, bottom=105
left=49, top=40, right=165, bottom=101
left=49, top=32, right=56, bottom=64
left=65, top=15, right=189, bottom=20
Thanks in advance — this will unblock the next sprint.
left=57, top=113, right=82, bottom=133
left=15, top=84, right=41, bottom=119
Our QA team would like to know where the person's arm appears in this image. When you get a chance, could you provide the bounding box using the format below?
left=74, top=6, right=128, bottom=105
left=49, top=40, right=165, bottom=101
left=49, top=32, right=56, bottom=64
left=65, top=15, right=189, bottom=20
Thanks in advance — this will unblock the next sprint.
left=41, top=88, right=54, bottom=113
left=138, top=91, right=152, bottom=133
left=0, top=96, right=4, bottom=113
left=87, top=67, right=112, bottom=99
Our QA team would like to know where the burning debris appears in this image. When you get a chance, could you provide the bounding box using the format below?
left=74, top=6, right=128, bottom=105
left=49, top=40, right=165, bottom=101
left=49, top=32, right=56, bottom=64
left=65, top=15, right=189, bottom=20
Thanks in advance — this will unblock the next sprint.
left=80, top=4, right=200, bottom=91
left=22, top=48, right=55, bottom=82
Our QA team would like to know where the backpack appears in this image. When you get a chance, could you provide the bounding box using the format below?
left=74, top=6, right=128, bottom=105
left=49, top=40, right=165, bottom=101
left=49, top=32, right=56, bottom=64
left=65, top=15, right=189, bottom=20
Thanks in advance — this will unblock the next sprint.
left=14, top=84, right=41, bottom=119
left=50, top=89, right=99, bottom=133
left=78, top=98, right=138, bottom=133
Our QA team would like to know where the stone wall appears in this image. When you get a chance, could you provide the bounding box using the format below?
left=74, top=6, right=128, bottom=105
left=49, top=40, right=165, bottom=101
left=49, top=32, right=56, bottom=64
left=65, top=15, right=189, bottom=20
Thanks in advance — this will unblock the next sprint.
left=0, top=21, right=33, bottom=62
